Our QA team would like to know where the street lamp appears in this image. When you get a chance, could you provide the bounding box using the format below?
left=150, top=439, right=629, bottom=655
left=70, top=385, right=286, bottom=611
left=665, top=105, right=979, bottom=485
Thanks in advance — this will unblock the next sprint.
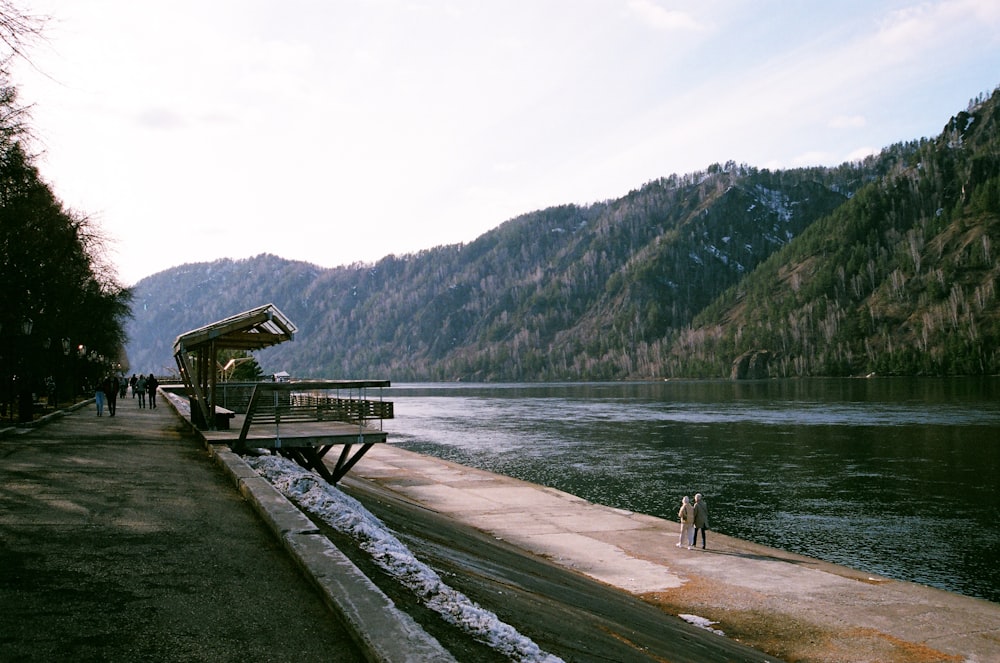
left=41, top=337, right=53, bottom=407
left=17, top=318, right=34, bottom=423
left=76, top=344, right=86, bottom=399
left=0, top=321, right=5, bottom=421
left=60, top=338, right=71, bottom=406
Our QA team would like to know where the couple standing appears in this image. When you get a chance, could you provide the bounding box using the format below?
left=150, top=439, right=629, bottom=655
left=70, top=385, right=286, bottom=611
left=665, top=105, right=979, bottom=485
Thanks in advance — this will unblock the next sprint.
left=677, top=493, right=709, bottom=550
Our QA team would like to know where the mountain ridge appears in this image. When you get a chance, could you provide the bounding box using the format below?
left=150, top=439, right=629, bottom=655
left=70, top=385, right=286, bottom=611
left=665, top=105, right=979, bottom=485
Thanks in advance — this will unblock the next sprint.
left=125, top=87, right=1000, bottom=381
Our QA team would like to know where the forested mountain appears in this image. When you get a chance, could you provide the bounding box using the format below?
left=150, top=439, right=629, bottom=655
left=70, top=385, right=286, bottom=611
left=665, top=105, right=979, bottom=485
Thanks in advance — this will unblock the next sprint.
left=126, top=88, right=1000, bottom=381
left=684, top=90, right=1000, bottom=378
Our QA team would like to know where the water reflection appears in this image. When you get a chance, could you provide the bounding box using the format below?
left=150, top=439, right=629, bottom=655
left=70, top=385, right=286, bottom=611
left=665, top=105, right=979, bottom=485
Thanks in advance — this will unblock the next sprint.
left=384, top=378, right=1000, bottom=603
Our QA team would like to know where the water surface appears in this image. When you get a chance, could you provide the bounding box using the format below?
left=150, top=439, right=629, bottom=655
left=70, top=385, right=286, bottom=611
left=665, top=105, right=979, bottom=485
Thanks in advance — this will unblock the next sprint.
left=382, top=378, right=1000, bottom=604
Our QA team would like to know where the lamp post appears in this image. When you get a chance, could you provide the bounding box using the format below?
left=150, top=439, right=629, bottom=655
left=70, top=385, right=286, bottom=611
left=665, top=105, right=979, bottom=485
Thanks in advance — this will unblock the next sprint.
left=77, top=344, right=86, bottom=400
left=41, top=337, right=54, bottom=408
left=0, top=321, right=6, bottom=421
left=60, top=338, right=71, bottom=407
left=17, top=318, right=34, bottom=424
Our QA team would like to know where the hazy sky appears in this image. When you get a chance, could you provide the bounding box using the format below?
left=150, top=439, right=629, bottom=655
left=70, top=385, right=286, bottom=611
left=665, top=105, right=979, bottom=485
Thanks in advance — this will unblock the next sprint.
left=12, top=0, right=1000, bottom=285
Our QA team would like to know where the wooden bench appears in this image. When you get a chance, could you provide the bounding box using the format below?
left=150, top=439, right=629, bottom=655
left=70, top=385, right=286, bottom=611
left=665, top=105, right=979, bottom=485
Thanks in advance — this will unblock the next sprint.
left=214, top=406, right=236, bottom=430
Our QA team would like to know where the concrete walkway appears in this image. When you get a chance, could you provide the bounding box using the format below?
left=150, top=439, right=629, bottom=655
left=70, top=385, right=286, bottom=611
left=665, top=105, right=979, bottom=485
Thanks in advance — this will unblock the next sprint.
left=346, top=445, right=1000, bottom=663
left=0, top=397, right=370, bottom=662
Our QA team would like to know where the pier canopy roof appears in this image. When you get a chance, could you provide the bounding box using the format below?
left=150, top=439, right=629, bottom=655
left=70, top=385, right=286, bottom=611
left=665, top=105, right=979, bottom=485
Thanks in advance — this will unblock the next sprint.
left=172, top=303, right=296, bottom=356
left=172, top=303, right=297, bottom=431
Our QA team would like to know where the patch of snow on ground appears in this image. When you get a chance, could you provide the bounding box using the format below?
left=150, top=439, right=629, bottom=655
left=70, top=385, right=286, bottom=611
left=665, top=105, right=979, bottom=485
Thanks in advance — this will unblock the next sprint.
left=754, top=185, right=792, bottom=223
left=246, top=454, right=564, bottom=663
left=679, top=613, right=725, bottom=636
left=705, top=244, right=729, bottom=265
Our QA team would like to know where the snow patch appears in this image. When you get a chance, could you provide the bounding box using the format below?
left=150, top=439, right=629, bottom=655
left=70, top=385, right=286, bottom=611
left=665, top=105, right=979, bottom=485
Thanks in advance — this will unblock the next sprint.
left=753, top=185, right=792, bottom=223
left=246, top=455, right=564, bottom=663
left=705, top=244, right=729, bottom=266
left=679, top=613, right=725, bottom=636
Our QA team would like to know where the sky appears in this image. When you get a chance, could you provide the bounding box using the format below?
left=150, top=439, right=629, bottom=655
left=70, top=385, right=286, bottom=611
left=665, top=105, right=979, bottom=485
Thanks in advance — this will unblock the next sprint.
left=10, top=0, right=1000, bottom=286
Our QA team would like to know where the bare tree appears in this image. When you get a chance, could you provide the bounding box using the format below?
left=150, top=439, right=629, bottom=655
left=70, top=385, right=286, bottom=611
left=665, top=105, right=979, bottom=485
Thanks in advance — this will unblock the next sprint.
left=0, top=1, right=46, bottom=148
left=0, top=1, right=45, bottom=63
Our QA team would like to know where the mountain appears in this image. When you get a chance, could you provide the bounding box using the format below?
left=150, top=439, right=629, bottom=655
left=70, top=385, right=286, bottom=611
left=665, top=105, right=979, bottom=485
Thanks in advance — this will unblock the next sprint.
left=125, top=87, right=1000, bottom=381
left=683, top=90, right=1000, bottom=378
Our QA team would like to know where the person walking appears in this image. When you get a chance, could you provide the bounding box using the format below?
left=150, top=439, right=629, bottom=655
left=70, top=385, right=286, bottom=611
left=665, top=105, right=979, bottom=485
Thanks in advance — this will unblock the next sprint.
left=677, top=496, right=695, bottom=549
left=95, top=377, right=108, bottom=417
left=146, top=373, right=159, bottom=409
left=107, top=375, right=119, bottom=417
left=136, top=374, right=147, bottom=409
left=692, top=493, right=709, bottom=549
left=129, top=374, right=138, bottom=398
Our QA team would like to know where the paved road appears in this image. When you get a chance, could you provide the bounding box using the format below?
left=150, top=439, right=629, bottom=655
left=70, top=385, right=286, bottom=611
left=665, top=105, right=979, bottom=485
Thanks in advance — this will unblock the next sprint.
left=0, top=399, right=365, bottom=662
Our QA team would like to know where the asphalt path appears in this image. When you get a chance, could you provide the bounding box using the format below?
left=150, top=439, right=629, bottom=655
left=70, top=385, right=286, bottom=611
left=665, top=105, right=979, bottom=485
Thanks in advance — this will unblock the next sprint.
left=0, top=400, right=366, bottom=662
left=339, top=475, right=777, bottom=663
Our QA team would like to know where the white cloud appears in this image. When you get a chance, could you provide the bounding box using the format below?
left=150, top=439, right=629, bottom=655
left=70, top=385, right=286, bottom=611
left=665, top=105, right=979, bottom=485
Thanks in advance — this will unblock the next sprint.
left=845, top=146, right=880, bottom=163
left=792, top=151, right=834, bottom=167
left=627, top=0, right=708, bottom=31
left=872, top=0, right=1000, bottom=70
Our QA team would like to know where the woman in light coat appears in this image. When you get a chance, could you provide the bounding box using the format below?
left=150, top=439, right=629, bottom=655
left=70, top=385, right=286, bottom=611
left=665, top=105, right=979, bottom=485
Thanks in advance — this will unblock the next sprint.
left=677, top=496, right=695, bottom=549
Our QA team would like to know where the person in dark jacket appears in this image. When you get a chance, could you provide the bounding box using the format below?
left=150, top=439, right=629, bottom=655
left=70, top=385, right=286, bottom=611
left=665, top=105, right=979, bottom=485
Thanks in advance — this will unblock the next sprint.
left=106, top=375, right=120, bottom=417
left=146, top=373, right=159, bottom=409
left=692, top=493, right=709, bottom=549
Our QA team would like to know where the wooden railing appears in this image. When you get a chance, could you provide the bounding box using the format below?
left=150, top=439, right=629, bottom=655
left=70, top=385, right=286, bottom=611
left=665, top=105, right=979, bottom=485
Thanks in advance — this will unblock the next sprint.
left=239, top=380, right=392, bottom=441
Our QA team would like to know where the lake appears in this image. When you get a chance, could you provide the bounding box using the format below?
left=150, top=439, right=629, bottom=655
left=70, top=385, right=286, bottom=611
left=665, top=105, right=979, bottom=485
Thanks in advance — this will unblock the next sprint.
left=381, top=378, right=1000, bottom=604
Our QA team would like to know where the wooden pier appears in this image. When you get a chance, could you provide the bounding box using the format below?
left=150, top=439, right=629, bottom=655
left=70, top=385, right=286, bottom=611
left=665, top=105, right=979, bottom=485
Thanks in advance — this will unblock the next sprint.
left=201, top=379, right=392, bottom=484
left=171, top=304, right=393, bottom=483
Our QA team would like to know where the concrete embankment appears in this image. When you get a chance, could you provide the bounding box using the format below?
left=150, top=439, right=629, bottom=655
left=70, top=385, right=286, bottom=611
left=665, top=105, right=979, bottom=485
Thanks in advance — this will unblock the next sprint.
left=343, top=445, right=1000, bottom=663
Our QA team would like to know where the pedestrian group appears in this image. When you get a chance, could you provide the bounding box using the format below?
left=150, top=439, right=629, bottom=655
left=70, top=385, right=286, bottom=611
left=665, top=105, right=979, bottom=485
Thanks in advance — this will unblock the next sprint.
left=677, top=493, right=709, bottom=550
left=94, top=373, right=159, bottom=416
